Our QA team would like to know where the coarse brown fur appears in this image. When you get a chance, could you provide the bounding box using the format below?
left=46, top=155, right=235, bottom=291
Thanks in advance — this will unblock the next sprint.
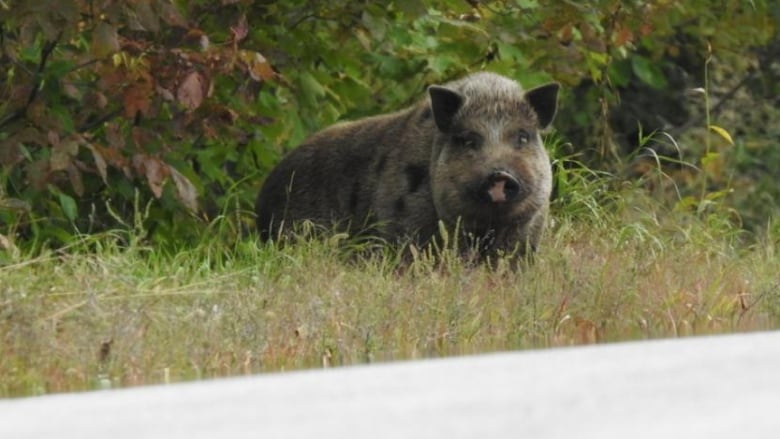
left=255, top=72, right=559, bottom=259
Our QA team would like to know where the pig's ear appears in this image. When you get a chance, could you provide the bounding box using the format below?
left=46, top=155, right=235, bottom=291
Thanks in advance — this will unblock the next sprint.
left=524, top=83, right=560, bottom=129
left=428, top=85, right=464, bottom=132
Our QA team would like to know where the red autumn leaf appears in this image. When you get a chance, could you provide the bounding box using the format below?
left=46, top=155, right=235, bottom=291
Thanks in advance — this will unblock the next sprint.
left=614, top=26, right=633, bottom=47
left=85, top=143, right=109, bottom=184
left=177, top=71, right=205, bottom=111
left=51, top=137, right=79, bottom=172
left=105, top=122, right=126, bottom=150
left=101, top=145, right=131, bottom=178
left=156, top=85, right=175, bottom=102
left=131, top=126, right=156, bottom=151
left=238, top=50, right=276, bottom=82
left=67, top=163, right=85, bottom=197
left=96, top=66, right=125, bottom=91
left=202, top=120, right=218, bottom=139
left=123, top=81, right=153, bottom=118
left=28, top=159, right=51, bottom=191
left=133, top=154, right=169, bottom=198
left=62, top=82, right=81, bottom=100
left=231, top=15, right=249, bottom=43
left=47, top=130, right=60, bottom=148
left=85, top=90, right=109, bottom=109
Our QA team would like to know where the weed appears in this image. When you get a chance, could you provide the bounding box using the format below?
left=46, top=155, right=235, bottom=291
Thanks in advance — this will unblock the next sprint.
left=1, top=172, right=779, bottom=397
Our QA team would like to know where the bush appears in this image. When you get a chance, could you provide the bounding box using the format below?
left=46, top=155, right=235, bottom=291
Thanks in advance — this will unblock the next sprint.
left=1, top=1, right=777, bottom=247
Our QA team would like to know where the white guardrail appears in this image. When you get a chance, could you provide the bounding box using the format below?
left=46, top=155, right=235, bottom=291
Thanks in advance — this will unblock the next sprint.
left=2, top=331, right=779, bottom=438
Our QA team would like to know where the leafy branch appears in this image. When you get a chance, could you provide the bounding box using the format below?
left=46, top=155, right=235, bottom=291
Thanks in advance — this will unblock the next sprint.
left=0, top=31, right=62, bottom=130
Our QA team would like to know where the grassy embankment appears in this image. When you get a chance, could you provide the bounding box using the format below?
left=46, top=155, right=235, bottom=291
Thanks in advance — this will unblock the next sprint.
left=2, top=163, right=779, bottom=398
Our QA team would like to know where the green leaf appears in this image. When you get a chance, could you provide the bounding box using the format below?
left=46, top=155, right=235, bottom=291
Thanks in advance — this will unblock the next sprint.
left=437, top=18, right=488, bottom=40
left=51, top=104, right=76, bottom=133
left=585, top=51, right=609, bottom=82
left=631, top=56, right=668, bottom=89
left=497, top=42, right=526, bottom=63
left=58, top=192, right=78, bottom=221
left=361, top=11, right=387, bottom=40
left=514, top=0, right=540, bottom=8
left=298, top=72, right=326, bottom=107
left=709, top=125, right=735, bottom=146
left=607, top=59, right=632, bottom=87
left=395, top=0, right=427, bottom=17
left=429, top=55, right=456, bottom=74
left=701, top=151, right=720, bottom=167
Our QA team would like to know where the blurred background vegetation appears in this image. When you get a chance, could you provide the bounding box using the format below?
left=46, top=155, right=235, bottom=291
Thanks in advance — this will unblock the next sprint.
left=1, top=0, right=778, bottom=250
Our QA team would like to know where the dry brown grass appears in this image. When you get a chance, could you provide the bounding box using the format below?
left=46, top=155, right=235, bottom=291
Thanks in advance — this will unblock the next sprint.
left=2, top=184, right=779, bottom=397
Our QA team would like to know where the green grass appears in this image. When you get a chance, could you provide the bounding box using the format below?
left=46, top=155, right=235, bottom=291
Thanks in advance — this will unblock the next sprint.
left=2, top=173, right=780, bottom=398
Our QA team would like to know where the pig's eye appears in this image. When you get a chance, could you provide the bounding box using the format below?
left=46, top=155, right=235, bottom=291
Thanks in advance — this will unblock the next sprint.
left=514, top=130, right=531, bottom=147
left=453, top=132, right=481, bottom=149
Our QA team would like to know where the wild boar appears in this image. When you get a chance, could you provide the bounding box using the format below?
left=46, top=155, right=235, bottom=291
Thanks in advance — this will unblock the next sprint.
left=256, top=71, right=559, bottom=258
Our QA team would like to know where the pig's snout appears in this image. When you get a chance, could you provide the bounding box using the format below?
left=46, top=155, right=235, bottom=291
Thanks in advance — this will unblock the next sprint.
left=483, top=171, right=523, bottom=204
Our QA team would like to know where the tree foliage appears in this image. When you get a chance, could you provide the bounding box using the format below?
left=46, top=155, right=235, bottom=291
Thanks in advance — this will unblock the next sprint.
left=0, top=0, right=778, bottom=247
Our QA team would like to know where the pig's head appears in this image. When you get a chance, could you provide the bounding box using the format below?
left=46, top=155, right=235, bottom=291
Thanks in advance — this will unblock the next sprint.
left=428, top=72, right=558, bottom=234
